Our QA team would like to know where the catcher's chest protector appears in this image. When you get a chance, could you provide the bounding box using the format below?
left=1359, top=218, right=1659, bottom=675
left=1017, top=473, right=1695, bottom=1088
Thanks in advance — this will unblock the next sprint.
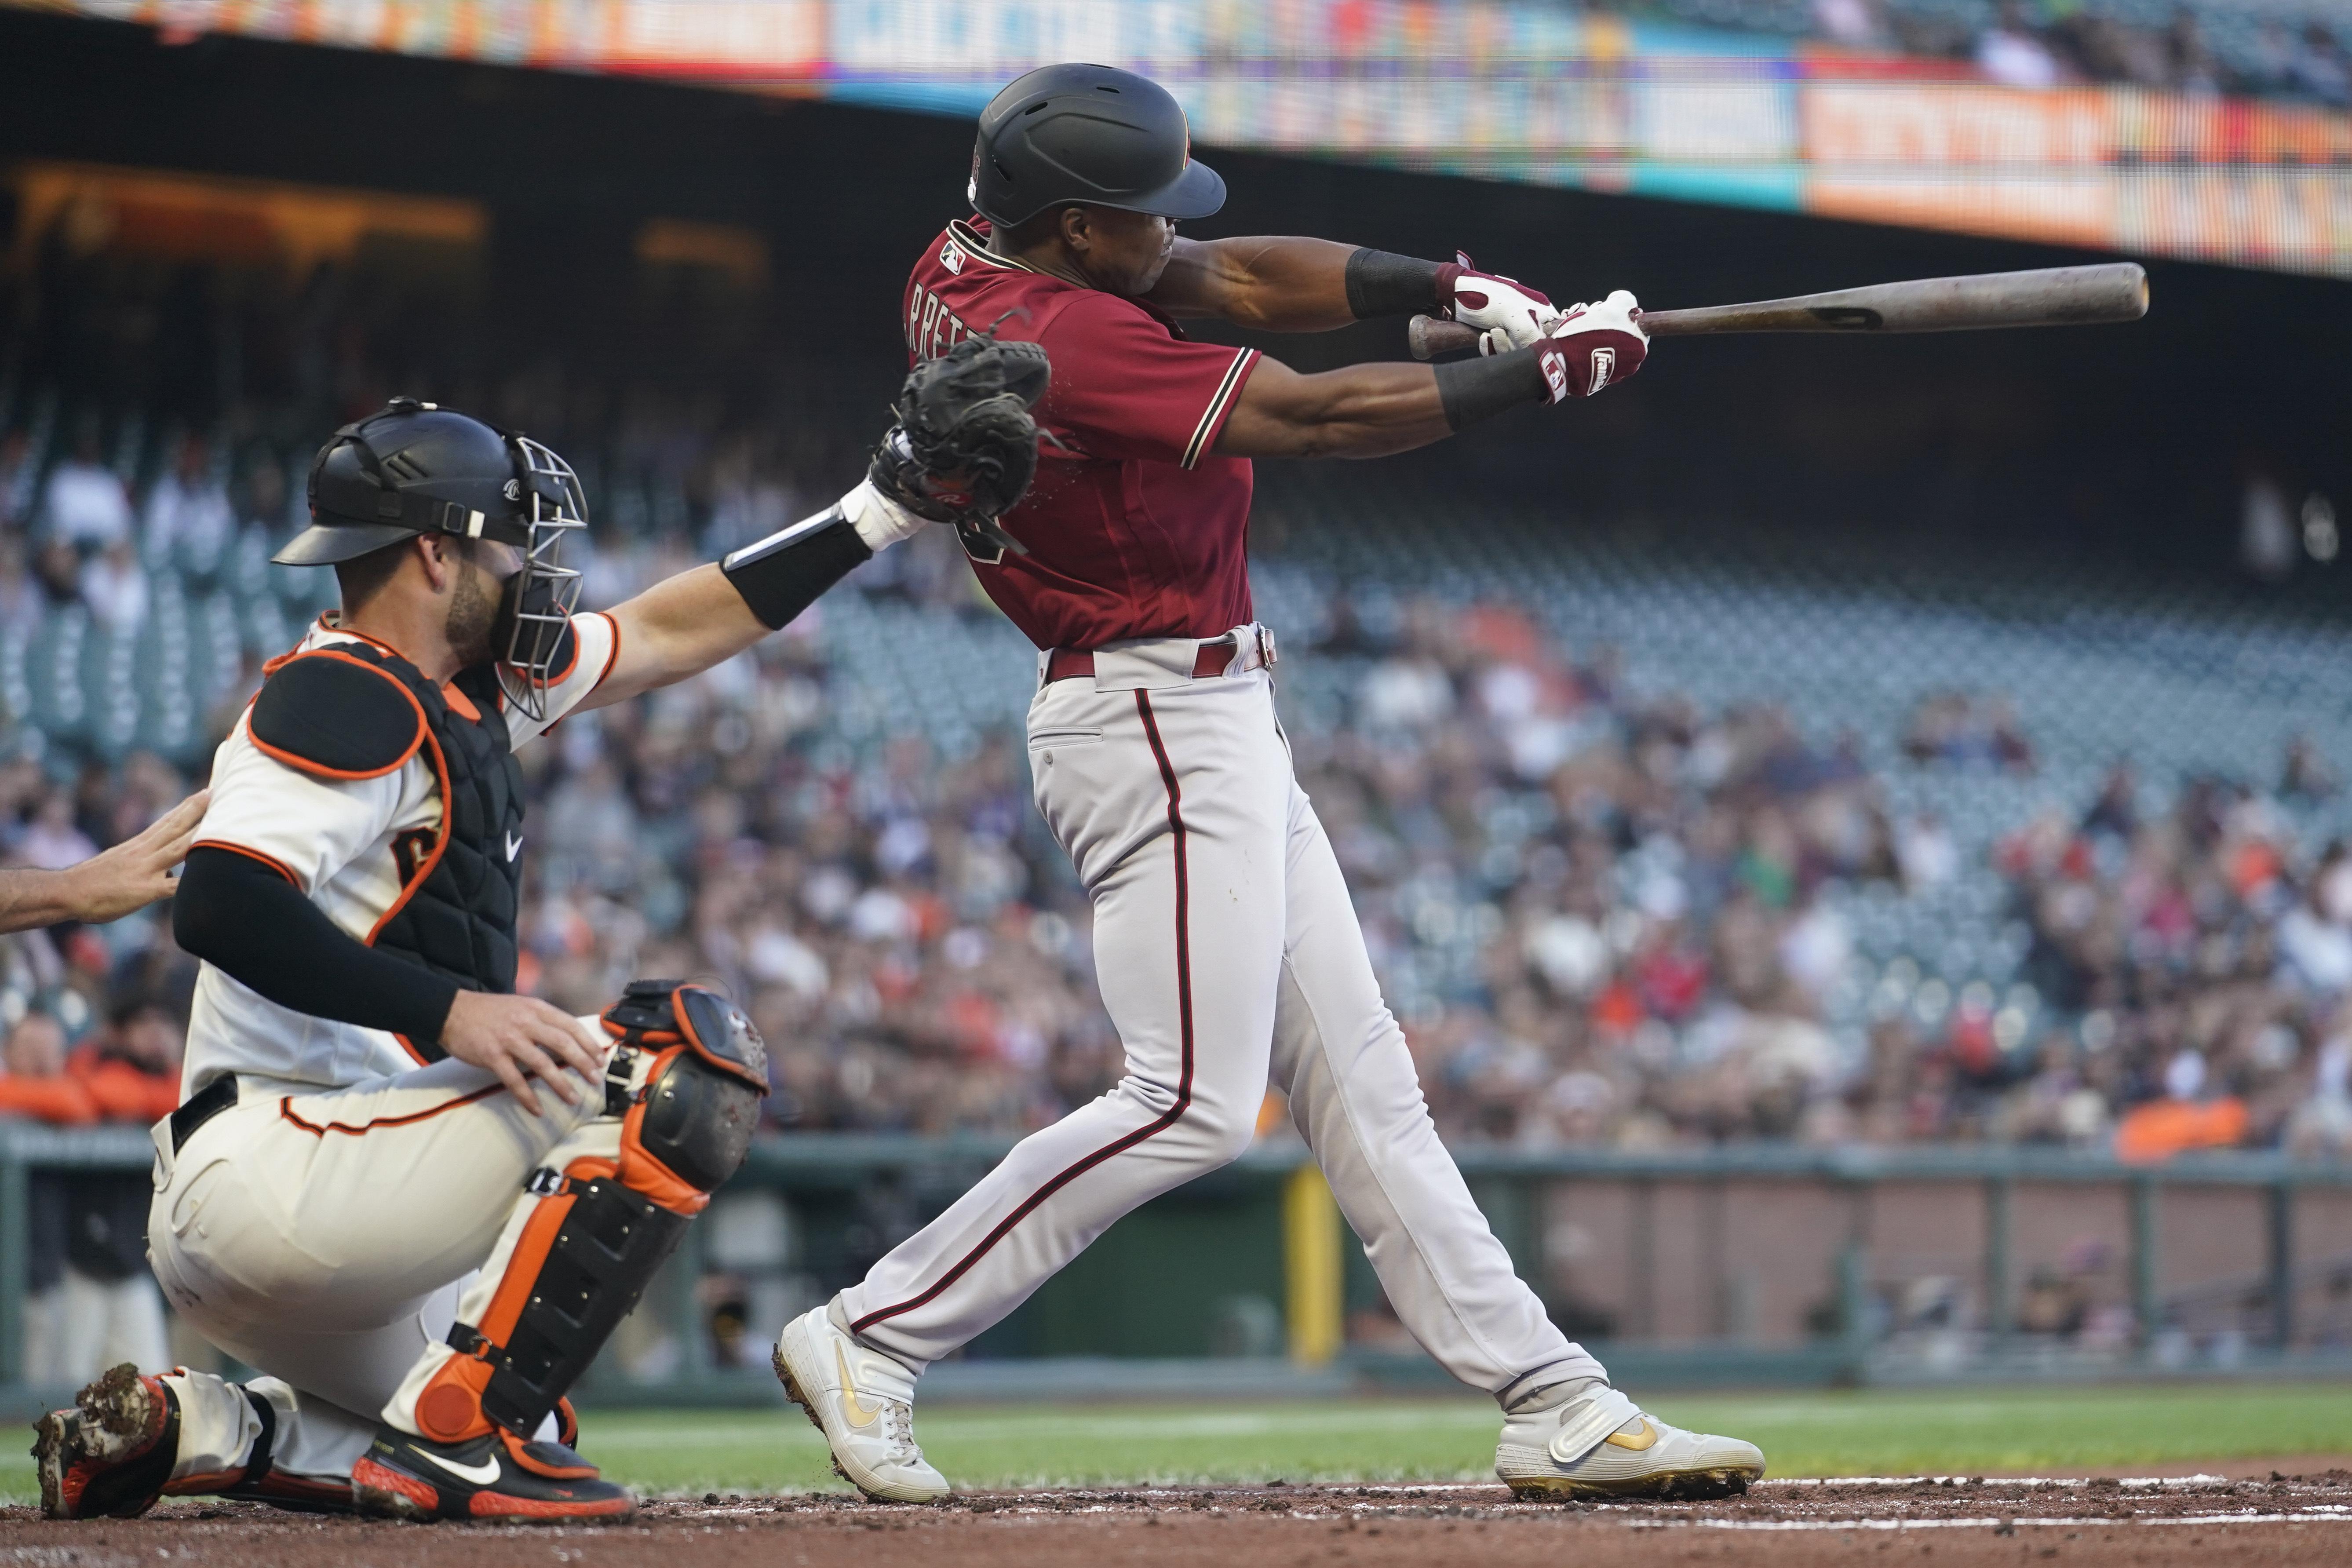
left=251, top=642, right=525, bottom=1043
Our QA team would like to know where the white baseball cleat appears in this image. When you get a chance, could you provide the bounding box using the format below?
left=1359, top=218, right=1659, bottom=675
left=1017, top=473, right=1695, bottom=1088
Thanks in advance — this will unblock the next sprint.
left=1495, top=1384, right=1765, bottom=1501
left=772, top=1305, right=948, bottom=1504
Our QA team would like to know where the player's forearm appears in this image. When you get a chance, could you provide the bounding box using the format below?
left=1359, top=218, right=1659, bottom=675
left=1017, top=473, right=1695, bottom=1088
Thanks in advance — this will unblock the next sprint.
left=590, top=485, right=911, bottom=709
left=0, top=867, right=79, bottom=934
left=592, top=565, right=771, bottom=708
left=1154, top=237, right=1409, bottom=333
left=1217, top=352, right=1553, bottom=460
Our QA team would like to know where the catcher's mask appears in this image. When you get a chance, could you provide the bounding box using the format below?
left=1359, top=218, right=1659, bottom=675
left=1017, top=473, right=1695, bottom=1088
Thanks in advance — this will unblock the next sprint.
left=280, top=398, right=587, bottom=722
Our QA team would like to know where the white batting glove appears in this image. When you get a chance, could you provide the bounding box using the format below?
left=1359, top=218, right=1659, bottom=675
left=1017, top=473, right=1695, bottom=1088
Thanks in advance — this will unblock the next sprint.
left=1532, top=291, right=1648, bottom=402
left=838, top=478, right=927, bottom=553
left=1439, top=252, right=1564, bottom=357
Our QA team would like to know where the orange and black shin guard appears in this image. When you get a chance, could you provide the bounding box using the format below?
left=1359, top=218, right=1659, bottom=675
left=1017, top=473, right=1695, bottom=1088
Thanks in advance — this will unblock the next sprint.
left=416, top=981, right=768, bottom=1445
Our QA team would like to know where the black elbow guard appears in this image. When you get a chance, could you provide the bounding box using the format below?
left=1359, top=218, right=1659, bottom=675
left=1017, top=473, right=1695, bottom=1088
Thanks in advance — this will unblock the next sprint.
left=719, top=506, right=872, bottom=630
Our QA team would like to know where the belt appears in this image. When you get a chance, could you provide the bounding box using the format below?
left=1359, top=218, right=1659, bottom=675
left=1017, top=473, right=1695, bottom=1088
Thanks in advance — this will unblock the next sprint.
left=1044, top=634, right=1255, bottom=685
left=169, top=1075, right=239, bottom=1154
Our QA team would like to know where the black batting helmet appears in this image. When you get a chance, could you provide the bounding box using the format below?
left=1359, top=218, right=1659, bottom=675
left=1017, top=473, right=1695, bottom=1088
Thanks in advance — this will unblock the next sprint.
left=968, top=63, right=1225, bottom=228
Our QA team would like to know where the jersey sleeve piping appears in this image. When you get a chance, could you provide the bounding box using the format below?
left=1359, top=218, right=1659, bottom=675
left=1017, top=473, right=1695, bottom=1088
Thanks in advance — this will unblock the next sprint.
left=1181, top=348, right=1261, bottom=470
left=189, top=840, right=302, bottom=888
left=589, top=611, right=623, bottom=693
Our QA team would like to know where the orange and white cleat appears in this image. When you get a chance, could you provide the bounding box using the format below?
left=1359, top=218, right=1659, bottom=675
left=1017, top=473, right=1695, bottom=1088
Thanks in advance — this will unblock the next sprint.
left=32, top=1364, right=178, bottom=1520
left=352, top=1424, right=634, bottom=1523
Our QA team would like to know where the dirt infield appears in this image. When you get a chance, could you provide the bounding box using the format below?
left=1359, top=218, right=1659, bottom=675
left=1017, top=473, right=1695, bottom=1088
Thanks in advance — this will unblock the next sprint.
left=7, top=1466, right=2350, bottom=1568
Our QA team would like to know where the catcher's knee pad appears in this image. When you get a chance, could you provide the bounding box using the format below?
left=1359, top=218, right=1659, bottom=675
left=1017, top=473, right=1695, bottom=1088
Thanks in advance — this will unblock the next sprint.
left=423, top=982, right=768, bottom=1440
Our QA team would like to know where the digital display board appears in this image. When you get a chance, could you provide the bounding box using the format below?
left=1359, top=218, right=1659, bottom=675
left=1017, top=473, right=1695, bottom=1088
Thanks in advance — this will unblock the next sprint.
left=18, top=0, right=2350, bottom=278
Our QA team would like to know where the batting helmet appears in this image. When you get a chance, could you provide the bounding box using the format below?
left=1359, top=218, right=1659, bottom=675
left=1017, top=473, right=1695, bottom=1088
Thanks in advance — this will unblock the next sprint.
left=968, top=63, right=1225, bottom=228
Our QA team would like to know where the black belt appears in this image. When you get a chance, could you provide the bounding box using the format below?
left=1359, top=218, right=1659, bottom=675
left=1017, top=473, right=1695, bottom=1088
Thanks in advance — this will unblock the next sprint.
left=170, top=1075, right=239, bottom=1154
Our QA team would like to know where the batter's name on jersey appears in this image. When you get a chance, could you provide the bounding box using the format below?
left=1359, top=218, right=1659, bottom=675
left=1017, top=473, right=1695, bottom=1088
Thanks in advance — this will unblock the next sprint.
left=906, top=281, right=975, bottom=365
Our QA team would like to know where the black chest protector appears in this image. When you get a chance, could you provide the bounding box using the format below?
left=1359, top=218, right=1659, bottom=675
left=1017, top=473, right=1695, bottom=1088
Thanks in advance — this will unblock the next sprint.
left=249, top=640, right=526, bottom=1056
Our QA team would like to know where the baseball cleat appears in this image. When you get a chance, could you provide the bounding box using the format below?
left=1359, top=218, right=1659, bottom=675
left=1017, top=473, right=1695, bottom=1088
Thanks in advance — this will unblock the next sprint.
left=1495, top=1384, right=1764, bottom=1501
left=351, top=1426, right=634, bottom=1523
left=773, top=1305, right=948, bottom=1503
left=32, top=1362, right=179, bottom=1520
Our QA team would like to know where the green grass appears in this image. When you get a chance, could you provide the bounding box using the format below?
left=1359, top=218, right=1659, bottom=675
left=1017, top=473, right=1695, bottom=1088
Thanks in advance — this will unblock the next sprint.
left=6, top=1384, right=2350, bottom=1502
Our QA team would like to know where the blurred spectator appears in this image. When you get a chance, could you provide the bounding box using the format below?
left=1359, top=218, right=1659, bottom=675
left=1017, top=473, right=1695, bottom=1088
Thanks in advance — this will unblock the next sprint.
left=0, top=533, right=40, bottom=627
left=15, top=790, right=97, bottom=873
left=2290, top=21, right=2352, bottom=105
left=0, top=428, right=35, bottom=530
left=2283, top=735, right=2341, bottom=804
left=1813, top=0, right=1892, bottom=50
left=0, top=1009, right=97, bottom=1125
left=142, top=434, right=234, bottom=580
left=78, top=536, right=149, bottom=631
left=1978, top=1, right=2064, bottom=88
left=1903, top=692, right=2035, bottom=773
left=38, top=427, right=131, bottom=551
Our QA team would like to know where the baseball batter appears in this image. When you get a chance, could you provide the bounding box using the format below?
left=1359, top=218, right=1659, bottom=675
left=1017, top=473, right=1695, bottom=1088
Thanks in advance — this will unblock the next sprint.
left=32, top=400, right=988, bottom=1524
left=776, top=64, right=1766, bottom=1504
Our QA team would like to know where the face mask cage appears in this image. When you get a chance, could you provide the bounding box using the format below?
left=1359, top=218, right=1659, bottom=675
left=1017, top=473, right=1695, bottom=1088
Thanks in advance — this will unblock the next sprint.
left=495, top=435, right=588, bottom=722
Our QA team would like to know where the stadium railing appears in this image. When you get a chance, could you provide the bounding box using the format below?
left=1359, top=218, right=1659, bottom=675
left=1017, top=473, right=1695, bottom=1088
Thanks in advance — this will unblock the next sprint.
left=4, top=1124, right=2350, bottom=1419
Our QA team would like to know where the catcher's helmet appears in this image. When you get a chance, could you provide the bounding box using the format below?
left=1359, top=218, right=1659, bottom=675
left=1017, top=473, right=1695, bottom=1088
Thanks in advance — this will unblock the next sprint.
left=278, top=398, right=588, bottom=721
left=969, top=63, right=1225, bottom=228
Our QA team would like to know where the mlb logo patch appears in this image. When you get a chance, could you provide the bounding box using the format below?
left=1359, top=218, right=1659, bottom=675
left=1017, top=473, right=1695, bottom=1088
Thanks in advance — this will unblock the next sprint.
left=940, top=239, right=965, bottom=274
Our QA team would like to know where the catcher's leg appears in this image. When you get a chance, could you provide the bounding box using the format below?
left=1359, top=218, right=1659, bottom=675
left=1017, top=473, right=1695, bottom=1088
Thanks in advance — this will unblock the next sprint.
left=54, top=1043, right=622, bottom=1524
left=355, top=981, right=767, bottom=1524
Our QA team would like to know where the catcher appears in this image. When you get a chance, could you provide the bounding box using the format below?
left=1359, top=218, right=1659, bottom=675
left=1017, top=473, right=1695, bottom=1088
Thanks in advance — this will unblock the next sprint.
left=32, top=355, right=1045, bottom=1524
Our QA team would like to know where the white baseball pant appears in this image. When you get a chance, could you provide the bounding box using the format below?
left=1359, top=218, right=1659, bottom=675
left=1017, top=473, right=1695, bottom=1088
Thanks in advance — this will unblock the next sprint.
left=838, top=630, right=1603, bottom=1401
left=144, top=1043, right=612, bottom=1491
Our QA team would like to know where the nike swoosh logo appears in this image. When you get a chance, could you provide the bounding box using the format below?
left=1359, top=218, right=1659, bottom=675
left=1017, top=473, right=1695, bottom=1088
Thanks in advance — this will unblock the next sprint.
left=835, top=1343, right=885, bottom=1428
left=504, top=831, right=524, bottom=862
left=419, top=1448, right=501, bottom=1485
left=1603, top=1418, right=1660, bottom=1452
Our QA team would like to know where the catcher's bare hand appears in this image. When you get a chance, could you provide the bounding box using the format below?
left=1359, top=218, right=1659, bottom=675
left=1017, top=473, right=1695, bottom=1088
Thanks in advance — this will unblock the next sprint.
left=440, top=992, right=605, bottom=1116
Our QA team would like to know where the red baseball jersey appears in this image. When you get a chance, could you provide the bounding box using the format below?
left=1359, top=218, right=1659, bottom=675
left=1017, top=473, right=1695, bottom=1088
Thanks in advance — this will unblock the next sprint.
left=903, top=219, right=1262, bottom=651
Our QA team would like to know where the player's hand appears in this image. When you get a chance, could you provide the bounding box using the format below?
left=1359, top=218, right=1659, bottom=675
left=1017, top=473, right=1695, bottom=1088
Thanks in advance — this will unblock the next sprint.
left=1438, top=253, right=1562, bottom=357
left=439, top=992, right=605, bottom=1117
left=60, top=788, right=211, bottom=924
left=1533, top=291, right=1648, bottom=401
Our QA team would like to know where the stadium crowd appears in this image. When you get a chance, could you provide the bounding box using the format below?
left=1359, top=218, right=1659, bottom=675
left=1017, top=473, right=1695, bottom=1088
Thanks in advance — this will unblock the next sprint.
left=1634, top=0, right=2352, bottom=104
left=9, top=469, right=2352, bottom=1172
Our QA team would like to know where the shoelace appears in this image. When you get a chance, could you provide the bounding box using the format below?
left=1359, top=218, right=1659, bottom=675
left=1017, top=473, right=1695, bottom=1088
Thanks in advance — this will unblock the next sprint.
left=881, top=1400, right=920, bottom=1461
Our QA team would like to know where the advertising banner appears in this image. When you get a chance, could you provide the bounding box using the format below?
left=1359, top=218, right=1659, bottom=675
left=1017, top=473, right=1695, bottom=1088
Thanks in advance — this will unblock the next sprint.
left=15, top=0, right=2351, bottom=278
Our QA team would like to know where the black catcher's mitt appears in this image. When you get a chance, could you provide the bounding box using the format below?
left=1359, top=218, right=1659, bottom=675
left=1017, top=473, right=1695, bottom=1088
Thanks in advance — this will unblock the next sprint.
left=869, top=327, right=1050, bottom=559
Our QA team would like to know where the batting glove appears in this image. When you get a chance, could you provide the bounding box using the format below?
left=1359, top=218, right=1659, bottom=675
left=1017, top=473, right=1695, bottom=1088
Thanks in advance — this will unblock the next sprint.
left=1533, top=291, right=1647, bottom=401
left=1437, top=252, right=1562, bottom=357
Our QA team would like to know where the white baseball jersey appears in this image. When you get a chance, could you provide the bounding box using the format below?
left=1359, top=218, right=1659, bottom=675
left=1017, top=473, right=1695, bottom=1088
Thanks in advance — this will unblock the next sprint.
left=182, top=611, right=620, bottom=1097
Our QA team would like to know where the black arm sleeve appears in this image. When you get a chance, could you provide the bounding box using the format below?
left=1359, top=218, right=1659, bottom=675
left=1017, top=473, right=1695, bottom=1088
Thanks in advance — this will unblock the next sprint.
left=174, top=847, right=460, bottom=1045
left=1433, top=348, right=1552, bottom=430
left=1344, top=248, right=1445, bottom=320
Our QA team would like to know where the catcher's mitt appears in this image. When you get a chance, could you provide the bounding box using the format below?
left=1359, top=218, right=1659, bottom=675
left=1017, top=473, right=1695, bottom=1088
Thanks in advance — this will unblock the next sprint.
left=869, top=326, right=1050, bottom=559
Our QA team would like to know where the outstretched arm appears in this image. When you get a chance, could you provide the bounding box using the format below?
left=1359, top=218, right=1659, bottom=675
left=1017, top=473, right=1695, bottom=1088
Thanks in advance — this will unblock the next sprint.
left=582, top=484, right=923, bottom=711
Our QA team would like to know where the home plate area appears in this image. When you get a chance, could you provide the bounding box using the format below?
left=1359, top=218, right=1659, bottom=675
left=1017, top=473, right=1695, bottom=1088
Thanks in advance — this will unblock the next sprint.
left=7, top=1471, right=2352, bottom=1567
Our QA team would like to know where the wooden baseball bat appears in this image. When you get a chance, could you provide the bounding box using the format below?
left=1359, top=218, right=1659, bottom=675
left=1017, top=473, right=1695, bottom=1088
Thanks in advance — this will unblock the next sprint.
left=1406, top=262, right=2149, bottom=360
